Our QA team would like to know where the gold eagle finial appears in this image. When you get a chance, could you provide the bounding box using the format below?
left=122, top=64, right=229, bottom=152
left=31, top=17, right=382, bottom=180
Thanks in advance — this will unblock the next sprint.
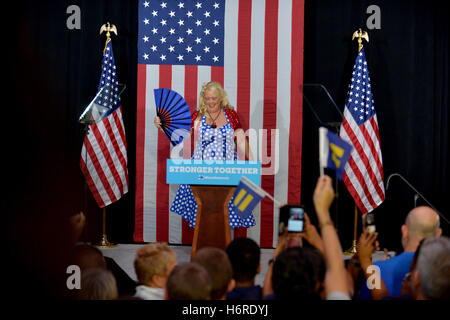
left=352, top=28, right=369, bottom=52
left=100, top=22, right=118, bottom=41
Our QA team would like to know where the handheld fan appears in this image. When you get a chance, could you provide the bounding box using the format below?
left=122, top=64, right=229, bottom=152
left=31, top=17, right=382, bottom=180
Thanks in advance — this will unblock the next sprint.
left=154, top=88, right=192, bottom=146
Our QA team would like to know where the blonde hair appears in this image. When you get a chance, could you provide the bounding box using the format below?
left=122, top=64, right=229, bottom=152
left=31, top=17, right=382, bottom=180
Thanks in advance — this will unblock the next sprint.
left=134, top=242, right=176, bottom=286
left=198, top=81, right=230, bottom=115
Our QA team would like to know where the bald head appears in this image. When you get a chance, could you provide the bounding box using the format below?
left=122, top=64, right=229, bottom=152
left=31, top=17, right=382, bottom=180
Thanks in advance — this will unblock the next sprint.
left=403, top=207, right=441, bottom=249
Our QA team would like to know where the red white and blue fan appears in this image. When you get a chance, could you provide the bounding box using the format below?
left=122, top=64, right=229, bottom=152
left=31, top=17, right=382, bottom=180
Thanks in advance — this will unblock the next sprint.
left=154, top=88, right=192, bottom=146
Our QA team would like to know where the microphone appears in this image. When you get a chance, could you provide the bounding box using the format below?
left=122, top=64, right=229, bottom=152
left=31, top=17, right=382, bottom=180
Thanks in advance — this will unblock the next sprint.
left=414, top=194, right=420, bottom=207
left=385, top=173, right=449, bottom=225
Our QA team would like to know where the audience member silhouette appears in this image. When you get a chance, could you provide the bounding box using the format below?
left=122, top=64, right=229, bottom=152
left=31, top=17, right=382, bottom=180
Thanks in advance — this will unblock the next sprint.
left=226, top=237, right=262, bottom=300
left=133, top=242, right=177, bottom=300
left=411, top=236, right=450, bottom=300
left=70, top=243, right=137, bottom=298
left=193, top=247, right=235, bottom=300
left=165, top=262, right=212, bottom=300
left=263, top=175, right=351, bottom=300
left=75, top=268, right=118, bottom=300
left=398, top=239, right=425, bottom=300
left=271, top=246, right=326, bottom=299
left=358, top=206, right=442, bottom=299
left=351, top=228, right=389, bottom=300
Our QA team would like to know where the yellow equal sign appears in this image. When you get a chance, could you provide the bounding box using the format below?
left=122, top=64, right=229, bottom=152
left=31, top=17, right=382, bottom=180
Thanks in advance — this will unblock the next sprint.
left=330, top=143, right=344, bottom=168
left=233, top=189, right=254, bottom=212
left=238, top=194, right=254, bottom=212
left=233, top=189, right=247, bottom=206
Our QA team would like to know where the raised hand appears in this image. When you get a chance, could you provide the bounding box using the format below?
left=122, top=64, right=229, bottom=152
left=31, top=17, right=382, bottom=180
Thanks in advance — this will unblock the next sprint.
left=300, top=212, right=324, bottom=253
left=313, top=175, right=335, bottom=218
left=357, top=227, right=379, bottom=264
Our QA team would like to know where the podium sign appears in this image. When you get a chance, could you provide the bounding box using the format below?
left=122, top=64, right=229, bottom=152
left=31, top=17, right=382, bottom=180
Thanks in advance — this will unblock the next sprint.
left=166, top=159, right=261, bottom=186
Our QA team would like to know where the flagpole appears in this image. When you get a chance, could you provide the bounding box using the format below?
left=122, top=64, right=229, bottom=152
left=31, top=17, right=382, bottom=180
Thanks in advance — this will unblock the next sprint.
left=263, top=191, right=282, bottom=207
left=344, top=205, right=358, bottom=256
left=94, top=22, right=119, bottom=249
left=319, top=127, right=325, bottom=177
left=83, top=128, right=90, bottom=242
left=353, top=205, right=358, bottom=242
left=241, top=176, right=282, bottom=207
left=96, top=207, right=117, bottom=249
left=344, top=29, right=369, bottom=257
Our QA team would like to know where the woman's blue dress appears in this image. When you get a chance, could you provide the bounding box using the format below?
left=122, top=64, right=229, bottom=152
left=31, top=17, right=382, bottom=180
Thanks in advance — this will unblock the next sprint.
left=170, top=112, right=256, bottom=228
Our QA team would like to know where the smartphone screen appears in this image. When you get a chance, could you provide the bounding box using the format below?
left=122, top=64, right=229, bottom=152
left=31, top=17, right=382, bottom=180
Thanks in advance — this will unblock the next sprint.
left=363, top=213, right=376, bottom=234
left=279, top=205, right=305, bottom=235
left=287, top=207, right=304, bottom=233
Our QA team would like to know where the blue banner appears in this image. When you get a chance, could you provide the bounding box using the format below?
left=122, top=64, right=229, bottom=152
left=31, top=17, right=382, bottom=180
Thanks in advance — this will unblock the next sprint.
left=232, top=177, right=265, bottom=220
left=166, top=159, right=261, bottom=186
left=326, top=130, right=353, bottom=180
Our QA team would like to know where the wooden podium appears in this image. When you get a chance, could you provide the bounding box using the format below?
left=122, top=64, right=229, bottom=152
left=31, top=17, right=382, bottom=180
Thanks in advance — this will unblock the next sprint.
left=190, top=185, right=236, bottom=260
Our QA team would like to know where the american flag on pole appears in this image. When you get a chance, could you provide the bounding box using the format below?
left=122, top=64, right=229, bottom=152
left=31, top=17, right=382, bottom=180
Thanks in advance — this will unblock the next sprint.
left=339, top=47, right=385, bottom=214
left=135, top=0, right=304, bottom=247
left=80, top=39, right=129, bottom=208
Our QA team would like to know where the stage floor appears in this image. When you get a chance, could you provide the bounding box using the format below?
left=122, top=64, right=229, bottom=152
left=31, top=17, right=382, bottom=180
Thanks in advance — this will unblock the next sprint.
left=100, top=244, right=275, bottom=286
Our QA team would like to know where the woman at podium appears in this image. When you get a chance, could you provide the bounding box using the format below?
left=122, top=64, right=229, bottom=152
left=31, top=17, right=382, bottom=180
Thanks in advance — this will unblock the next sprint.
left=154, top=81, right=255, bottom=229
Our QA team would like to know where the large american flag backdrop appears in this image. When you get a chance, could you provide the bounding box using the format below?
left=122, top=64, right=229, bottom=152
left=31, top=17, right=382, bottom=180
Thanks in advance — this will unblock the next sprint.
left=339, top=47, right=385, bottom=214
left=135, top=0, right=304, bottom=248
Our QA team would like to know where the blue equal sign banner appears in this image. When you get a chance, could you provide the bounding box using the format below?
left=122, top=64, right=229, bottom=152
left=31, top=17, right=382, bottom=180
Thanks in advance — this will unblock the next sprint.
left=232, top=176, right=266, bottom=219
left=319, top=127, right=353, bottom=180
left=166, top=159, right=261, bottom=186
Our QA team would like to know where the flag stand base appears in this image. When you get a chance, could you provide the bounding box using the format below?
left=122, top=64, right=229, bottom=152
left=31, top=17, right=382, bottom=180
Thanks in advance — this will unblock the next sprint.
left=95, top=234, right=117, bottom=249
left=343, top=240, right=357, bottom=256
left=95, top=208, right=117, bottom=249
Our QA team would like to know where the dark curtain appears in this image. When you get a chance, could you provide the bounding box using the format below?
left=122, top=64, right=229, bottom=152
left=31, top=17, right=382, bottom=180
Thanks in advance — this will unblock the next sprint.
left=5, top=0, right=448, bottom=297
left=6, top=0, right=138, bottom=297
left=302, top=0, right=449, bottom=252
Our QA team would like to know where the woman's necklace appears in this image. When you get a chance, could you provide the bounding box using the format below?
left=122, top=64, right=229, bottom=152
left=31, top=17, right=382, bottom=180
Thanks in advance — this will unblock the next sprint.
left=207, top=109, right=221, bottom=128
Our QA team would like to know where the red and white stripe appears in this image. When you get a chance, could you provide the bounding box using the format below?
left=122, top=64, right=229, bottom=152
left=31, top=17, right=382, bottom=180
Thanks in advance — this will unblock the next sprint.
left=340, top=107, right=385, bottom=214
left=81, top=106, right=129, bottom=208
left=135, top=0, right=304, bottom=248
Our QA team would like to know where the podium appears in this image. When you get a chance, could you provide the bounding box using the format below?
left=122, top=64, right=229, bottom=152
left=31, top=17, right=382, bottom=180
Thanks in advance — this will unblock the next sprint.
left=190, top=185, right=235, bottom=260
left=166, top=159, right=261, bottom=260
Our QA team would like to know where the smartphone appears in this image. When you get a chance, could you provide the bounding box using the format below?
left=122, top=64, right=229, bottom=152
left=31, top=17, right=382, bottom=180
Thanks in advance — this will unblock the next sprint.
left=279, top=205, right=305, bottom=234
left=363, top=213, right=376, bottom=234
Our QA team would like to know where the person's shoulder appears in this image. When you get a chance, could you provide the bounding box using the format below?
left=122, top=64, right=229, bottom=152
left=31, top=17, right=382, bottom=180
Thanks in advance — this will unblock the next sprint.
left=375, top=257, right=395, bottom=269
left=224, top=107, right=242, bottom=130
left=376, top=251, right=414, bottom=270
left=383, top=251, right=414, bottom=263
left=226, top=285, right=263, bottom=300
left=224, top=106, right=237, bottom=115
left=191, top=110, right=201, bottom=125
left=192, top=110, right=200, bottom=119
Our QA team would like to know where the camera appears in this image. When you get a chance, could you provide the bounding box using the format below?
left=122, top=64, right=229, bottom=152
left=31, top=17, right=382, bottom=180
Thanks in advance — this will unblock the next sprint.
left=363, top=213, right=376, bottom=234
left=279, top=205, right=305, bottom=234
